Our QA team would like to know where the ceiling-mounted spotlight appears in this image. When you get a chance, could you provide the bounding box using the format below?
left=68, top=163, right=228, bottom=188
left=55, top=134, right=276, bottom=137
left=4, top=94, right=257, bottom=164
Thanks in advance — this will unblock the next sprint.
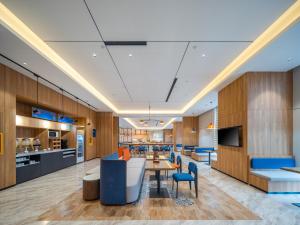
left=139, top=120, right=144, bottom=124
left=159, top=120, right=164, bottom=125
left=92, top=53, right=97, bottom=57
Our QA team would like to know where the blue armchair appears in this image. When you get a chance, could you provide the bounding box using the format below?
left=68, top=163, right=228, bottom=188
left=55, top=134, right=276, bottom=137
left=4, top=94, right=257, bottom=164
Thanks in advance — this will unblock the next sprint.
left=172, top=162, right=198, bottom=198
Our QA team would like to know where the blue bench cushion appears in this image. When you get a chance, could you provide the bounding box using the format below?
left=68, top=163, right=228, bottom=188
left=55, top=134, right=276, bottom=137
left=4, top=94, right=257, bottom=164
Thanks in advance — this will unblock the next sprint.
left=172, top=173, right=194, bottom=181
left=176, top=144, right=182, bottom=147
left=251, top=157, right=295, bottom=169
left=184, top=145, right=195, bottom=150
left=195, top=147, right=214, bottom=153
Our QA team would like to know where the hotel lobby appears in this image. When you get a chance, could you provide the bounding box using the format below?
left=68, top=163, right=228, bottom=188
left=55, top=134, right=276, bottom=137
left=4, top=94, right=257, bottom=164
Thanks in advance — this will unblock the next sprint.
left=1, top=1, right=300, bottom=225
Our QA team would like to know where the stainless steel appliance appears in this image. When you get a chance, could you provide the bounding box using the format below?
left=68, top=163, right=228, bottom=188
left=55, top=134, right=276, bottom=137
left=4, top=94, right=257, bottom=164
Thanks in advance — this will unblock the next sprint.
left=76, top=130, right=84, bottom=163
left=48, top=130, right=59, bottom=139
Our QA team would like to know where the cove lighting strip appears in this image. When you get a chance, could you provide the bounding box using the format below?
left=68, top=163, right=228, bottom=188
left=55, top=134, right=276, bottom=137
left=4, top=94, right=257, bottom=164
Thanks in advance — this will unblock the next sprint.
left=124, top=118, right=176, bottom=130
left=1, top=1, right=300, bottom=115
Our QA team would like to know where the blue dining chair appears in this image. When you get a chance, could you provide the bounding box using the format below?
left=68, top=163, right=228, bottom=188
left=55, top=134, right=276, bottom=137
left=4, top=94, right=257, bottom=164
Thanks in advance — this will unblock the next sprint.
left=172, top=162, right=198, bottom=198
left=169, top=152, right=175, bottom=163
left=166, top=152, right=176, bottom=178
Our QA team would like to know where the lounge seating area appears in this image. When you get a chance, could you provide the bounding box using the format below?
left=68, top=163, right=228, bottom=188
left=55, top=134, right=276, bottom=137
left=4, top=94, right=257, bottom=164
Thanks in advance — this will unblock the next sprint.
left=249, top=157, right=300, bottom=193
left=1, top=1, right=300, bottom=224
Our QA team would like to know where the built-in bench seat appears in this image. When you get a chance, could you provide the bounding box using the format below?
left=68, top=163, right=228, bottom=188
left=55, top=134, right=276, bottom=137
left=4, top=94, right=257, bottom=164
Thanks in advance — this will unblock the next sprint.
left=191, top=147, right=215, bottom=162
left=249, top=157, right=300, bottom=193
left=251, top=170, right=300, bottom=182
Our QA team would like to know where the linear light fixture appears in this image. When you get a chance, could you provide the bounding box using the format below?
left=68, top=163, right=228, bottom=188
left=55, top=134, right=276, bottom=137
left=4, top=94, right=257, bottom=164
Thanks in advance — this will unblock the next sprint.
left=1, top=1, right=300, bottom=115
left=124, top=118, right=176, bottom=130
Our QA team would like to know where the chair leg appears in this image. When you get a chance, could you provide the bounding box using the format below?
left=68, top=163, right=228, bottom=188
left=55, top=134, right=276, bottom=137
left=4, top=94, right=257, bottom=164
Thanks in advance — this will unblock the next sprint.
left=189, top=181, right=191, bottom=190
left=172, top=179, right=174, bottom=190
left=195, top=180, right=198, bottom=198
left=166, top=170, right=168, bottom=179
left=176, top=182, right=178, bottom=198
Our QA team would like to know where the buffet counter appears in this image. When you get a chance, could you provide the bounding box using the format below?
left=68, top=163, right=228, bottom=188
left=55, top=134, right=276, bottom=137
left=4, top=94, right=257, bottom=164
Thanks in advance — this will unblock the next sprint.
left=16, top=148, right=76, bottom=184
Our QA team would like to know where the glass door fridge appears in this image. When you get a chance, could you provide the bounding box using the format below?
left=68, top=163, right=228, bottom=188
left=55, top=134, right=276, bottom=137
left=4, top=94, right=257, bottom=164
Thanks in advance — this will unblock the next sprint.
left=76, top=130, right=85, bottom=163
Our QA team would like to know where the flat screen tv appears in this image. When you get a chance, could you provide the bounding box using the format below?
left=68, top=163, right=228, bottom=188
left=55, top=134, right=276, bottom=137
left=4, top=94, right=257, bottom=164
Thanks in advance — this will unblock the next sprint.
left=218, top=126, right=242, bottom=147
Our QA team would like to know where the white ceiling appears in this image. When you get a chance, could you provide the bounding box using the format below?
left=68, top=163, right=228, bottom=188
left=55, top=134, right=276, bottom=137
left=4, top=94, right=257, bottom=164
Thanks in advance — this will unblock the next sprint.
left=0, top=0, right=298, bottom=129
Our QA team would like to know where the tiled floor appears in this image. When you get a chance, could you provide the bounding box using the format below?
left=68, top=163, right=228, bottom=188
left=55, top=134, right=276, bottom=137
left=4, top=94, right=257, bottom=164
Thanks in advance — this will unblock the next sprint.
left=0, top=155, right=300, bottom=225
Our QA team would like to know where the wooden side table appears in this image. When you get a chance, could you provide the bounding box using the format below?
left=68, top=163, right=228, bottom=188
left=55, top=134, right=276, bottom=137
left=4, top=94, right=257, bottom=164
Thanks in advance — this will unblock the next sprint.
left=83, top=173, right=100, bottom=201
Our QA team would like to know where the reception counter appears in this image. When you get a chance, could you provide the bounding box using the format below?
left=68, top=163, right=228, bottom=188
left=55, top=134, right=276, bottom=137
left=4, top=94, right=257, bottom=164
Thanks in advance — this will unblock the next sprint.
left=16, top=148, right=76, bottom=184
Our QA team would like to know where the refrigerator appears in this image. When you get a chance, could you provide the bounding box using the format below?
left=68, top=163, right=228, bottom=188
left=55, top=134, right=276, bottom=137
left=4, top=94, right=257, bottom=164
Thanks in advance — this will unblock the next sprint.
left=76, top=130, right=85, bottom=163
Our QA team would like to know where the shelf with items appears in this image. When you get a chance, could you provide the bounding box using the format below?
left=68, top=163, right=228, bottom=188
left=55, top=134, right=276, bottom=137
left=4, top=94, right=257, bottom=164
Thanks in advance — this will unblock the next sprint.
left=62, top=149, right=76, bottom=158
left=16, top=154, right=41, bottom=168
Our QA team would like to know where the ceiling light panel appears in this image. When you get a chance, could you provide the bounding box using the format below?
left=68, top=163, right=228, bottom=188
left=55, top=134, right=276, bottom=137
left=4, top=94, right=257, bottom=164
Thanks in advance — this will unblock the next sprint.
left=46, top=41, right=132, bottom=102
left=235, top=21, right=300, bottom=73
left=1, top=0, right=101, bottom=41
left=108, top=42, right=187, bottom=103
left=0, top=24, right=110, bottom=111
left=170, top=42, right=249, bottom=104
left=85, top=0, right=294, bottom=41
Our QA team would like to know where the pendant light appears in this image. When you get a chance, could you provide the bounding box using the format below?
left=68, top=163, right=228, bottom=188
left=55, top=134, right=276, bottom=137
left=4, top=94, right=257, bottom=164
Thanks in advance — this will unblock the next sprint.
left=207, top=122, right=214, bottom=129
left=32, top=75, right=39, bottom=113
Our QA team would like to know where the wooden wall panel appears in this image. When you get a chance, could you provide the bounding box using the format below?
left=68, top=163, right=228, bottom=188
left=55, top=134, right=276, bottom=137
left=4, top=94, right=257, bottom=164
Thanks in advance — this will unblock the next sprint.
left=218, top=76, right=249, bottom=182
left=0, top=65, right=17, bottom=189
left=183, top=116, right=199, bottom=146
left=163, top=129, right=173, bottom=143
left=96, top=112, right=114, bottom=158
left=173, top=121, right=183, bottom=150
left=247, top=72, right=293, bottom=156
left=217, top=72, right=293, bottom=183
left=113, top=117, right=119, bottom=151
left=85, top=110, right=97, bottom=161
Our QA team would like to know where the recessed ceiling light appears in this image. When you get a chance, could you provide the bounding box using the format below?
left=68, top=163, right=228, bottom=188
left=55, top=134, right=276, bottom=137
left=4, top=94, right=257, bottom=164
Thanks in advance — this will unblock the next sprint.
left=128, top=53, right=133, bottom=57
left=202, top=53, right=206, bottom=57
left=23, top=62, right=27, bottom=65
left=92, top=53, right=97, bottom=57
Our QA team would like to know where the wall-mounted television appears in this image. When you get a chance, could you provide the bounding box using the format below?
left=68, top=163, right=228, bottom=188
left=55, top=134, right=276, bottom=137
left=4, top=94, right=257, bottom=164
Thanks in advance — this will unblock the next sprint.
left=218, top=126, right=242, bottom=147
left=32, top=107, right=56, bottom=121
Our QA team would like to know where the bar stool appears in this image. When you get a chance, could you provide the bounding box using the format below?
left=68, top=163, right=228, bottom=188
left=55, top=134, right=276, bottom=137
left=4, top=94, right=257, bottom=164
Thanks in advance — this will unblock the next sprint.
left=83, top=173, right=100, bottom=201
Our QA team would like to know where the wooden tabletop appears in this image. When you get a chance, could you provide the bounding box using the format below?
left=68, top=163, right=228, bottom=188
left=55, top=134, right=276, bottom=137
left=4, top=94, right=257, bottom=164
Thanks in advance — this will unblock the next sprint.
left=281, top=167, right=300, bottom=174
left=145, top=160, right=175, bottom=171
left=146, top=155, right=167, bottom=160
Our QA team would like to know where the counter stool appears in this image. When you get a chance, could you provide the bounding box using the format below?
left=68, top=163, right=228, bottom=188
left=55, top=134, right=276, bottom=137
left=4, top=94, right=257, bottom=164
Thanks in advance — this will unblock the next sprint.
left=83, top=173, right=100, bottom=201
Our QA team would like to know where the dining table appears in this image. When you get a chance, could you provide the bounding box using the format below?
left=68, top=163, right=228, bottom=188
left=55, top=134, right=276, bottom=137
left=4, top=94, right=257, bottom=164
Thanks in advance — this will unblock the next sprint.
left=145, top=160, right=176, bottom=198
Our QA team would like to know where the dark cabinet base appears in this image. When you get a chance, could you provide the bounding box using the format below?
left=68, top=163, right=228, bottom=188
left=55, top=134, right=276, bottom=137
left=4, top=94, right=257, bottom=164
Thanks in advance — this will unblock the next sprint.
left=16, top=149, right=76, bottom=184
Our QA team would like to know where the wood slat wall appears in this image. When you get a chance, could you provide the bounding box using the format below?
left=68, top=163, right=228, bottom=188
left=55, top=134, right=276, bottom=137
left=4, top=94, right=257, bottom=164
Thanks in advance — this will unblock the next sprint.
left=173, top=121, right=183, bottom=150
left=96, top=112, right=114, bottom=158
left=183, top=116, right=199, bottom=146
left=0, top=63, right=100, bottom=189
left=216, top=72, right=293, bottom=183
left=247, top=72, right=293, bottom=156
left=0, top=65, right=17, bottom=189
left=163, top=129, right=173, bottom=143
left=113, top=116, right=119, bottom=152
left=217, top=75, right=249, bottom=182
